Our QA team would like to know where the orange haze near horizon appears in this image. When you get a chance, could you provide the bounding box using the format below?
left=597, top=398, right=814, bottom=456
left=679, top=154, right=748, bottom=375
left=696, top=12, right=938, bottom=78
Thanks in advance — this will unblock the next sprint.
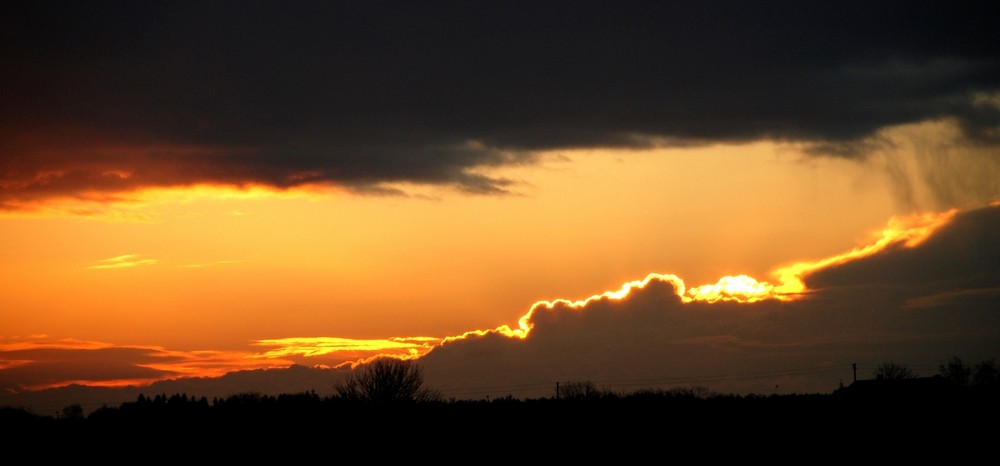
left=0, top=137, right=984, bottom=391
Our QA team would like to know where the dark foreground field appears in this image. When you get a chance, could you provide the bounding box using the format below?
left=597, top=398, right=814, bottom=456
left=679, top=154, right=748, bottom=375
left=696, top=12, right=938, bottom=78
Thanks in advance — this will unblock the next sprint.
left=3, top=383, right=998, bottom=461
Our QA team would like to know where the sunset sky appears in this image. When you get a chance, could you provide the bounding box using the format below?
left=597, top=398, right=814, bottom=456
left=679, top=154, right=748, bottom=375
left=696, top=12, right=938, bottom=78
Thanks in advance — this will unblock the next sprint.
left=2, top=1, right=999, bottom=408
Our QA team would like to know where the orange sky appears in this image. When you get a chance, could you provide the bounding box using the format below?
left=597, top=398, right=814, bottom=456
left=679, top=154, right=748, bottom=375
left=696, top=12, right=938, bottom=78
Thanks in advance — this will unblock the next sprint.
left=4, top=4, right=1000, bottom=411
left=5, top=117, right=997, bottom=394
left=1, top=142, right=886, bottom=347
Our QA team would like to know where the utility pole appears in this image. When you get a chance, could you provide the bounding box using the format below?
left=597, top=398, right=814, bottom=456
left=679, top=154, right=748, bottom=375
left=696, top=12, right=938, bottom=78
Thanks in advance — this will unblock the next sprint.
left=555, top=381, right=560, bottom=400
left=852, top=363, right=857, bottom=383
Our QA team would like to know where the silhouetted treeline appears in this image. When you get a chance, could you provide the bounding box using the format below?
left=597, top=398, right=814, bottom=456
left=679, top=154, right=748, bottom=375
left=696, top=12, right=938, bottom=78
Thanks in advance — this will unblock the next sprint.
left=0, top=377, right=1000, bottom=463
left=0, top=376, right=1000, bottom=430
left=4, top=354, right=999, bottom=459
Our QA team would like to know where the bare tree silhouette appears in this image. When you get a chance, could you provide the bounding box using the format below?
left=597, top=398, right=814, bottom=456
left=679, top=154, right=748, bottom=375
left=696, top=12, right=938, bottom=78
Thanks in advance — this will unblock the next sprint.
left=875, top=361, right=916, bottom=380
left=335, top=357, right=440, bottom=403
left=558, top=380, right=607, bottom=400
left=973, top=359, right=999, bottom=388
left=939, top=356, right=971, bottom=386
left=60, top=403, right=84, bottom=420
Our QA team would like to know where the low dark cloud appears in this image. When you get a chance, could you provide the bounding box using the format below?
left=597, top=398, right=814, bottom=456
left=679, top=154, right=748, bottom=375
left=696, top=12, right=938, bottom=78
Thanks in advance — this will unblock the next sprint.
left=0, top=346, right=180, bottom=392
left=3, top=1, right=998, bottom=206
left=418, top=203, right=1000, bottom=397
left=0, top=364, right=347, bottom=415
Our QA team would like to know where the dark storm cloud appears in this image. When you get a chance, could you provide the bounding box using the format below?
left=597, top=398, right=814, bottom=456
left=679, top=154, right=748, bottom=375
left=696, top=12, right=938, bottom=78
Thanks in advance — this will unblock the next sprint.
left=417, top=204, right=1000, bottom=397
left=2, top=1, right=999, bottom=205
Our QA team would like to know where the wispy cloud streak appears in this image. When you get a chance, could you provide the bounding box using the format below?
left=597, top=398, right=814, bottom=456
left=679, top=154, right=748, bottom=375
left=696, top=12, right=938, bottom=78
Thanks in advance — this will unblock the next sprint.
left=87, top=254, right=159, bottom=270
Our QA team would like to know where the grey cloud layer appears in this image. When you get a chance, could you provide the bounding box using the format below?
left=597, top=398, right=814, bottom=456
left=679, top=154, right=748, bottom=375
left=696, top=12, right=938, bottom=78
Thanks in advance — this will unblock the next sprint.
left=3, top=1, right=999, bottom=200
left=419, top=204, right=1000, bottom=396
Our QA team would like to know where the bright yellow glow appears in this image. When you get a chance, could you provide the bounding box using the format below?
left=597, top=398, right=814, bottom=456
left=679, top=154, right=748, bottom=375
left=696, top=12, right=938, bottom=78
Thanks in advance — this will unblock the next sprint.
left=492, top=272, right=687, bottom=338
left=87, top=254, right=159, bottom=269
left=685, top=275, right=778, bottom=303
left=250, top=336, right=442, bottom=364
left=449, top=272, right=787, bottom=343
left=135, top=183, right=339, bottom=204
left=771, top=208, right=958, bottom=295
left=445, top=207, right=963, bottom=345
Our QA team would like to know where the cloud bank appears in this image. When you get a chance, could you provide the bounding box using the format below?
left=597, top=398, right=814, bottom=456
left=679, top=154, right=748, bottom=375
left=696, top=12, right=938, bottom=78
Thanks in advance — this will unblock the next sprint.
left=418, top=203, right=1000, bottom=398
left=3, top=1, right=998, bottom=208
left=2, top=203, right=998, bottom=409
left=0, top=339, right=291, bottom=392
